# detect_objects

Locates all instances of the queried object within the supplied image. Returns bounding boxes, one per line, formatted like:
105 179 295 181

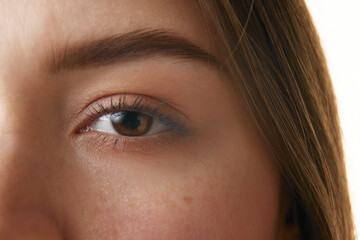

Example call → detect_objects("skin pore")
0 0 290 239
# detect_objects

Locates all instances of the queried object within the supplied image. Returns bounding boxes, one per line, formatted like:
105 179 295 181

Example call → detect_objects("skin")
0 0 293 239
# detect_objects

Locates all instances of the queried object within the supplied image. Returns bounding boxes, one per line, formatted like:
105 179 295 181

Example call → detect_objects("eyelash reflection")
76 94 190 152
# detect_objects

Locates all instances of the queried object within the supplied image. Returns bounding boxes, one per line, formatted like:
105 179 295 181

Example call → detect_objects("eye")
74 94 191 152
73 93 197 154
77 93 191 137
90 110 169 137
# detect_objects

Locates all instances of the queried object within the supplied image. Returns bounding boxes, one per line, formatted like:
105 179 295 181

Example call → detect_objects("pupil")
111 111 141 130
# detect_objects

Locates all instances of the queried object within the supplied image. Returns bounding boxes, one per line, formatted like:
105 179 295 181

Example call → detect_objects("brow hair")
51 29 220 72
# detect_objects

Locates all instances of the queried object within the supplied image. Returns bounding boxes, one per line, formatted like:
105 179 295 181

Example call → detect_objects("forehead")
0 0 215 72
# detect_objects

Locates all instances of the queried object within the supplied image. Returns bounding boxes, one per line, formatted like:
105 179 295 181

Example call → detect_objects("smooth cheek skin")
58 130 281 239
0 0 283 239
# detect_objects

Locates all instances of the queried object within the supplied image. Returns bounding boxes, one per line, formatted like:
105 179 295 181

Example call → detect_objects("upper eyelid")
74 93 187 120
73 93 193 134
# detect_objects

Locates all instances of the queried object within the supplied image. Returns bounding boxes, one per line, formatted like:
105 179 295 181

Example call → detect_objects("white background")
304 0 360 237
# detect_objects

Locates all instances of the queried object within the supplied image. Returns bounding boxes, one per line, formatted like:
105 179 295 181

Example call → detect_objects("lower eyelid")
75 128 188 154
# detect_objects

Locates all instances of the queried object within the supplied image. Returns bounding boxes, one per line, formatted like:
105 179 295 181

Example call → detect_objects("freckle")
183 196 193 204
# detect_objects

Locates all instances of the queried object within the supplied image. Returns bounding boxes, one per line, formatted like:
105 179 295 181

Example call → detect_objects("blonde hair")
197 0 354 239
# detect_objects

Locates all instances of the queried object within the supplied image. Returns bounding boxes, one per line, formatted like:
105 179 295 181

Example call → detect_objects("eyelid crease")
70 92 193 125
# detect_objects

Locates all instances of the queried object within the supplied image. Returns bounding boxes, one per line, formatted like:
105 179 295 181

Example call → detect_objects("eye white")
90 113 168 136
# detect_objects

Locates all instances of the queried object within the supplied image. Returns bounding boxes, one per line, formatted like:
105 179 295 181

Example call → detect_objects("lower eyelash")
83 130 187 153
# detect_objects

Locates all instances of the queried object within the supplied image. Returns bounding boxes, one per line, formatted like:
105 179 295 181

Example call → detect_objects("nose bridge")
0 100 43 206
0 79 54 203
0 84 64 239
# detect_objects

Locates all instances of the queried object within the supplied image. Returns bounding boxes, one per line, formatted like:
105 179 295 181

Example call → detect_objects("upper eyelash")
84 94 189 134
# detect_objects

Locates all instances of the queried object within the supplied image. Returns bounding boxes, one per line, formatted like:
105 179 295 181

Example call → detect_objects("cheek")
77 153 281 240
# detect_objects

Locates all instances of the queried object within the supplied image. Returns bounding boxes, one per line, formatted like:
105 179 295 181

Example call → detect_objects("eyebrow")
51 29 221 73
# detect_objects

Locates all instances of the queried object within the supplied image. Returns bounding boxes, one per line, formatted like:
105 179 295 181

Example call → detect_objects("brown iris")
110 111 153 136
